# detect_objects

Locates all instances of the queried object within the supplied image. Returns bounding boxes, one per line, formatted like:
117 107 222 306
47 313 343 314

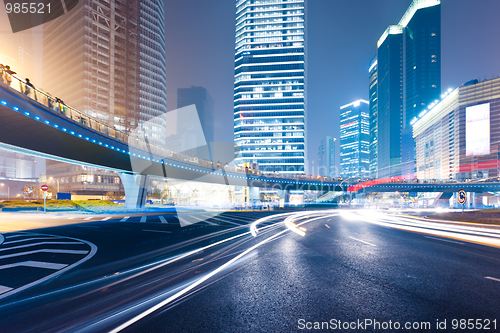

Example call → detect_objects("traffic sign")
41 184 49 191
457 189 467 205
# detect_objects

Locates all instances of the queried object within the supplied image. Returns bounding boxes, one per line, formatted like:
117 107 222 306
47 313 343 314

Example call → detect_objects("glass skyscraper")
374 0 441 178
368 56 378 178
377 26 404 178
403 0 441 127
233 0 306 175
340 100 370 179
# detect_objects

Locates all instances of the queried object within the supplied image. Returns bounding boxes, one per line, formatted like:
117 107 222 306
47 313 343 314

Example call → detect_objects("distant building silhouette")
318 137 336 177
177 86 215 151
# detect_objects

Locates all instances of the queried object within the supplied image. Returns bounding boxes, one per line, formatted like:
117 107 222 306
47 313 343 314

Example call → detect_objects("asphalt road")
1 209 500 332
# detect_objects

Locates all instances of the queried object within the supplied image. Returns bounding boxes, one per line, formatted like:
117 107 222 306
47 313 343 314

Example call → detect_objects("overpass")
1 75 499 207
0 75 356 207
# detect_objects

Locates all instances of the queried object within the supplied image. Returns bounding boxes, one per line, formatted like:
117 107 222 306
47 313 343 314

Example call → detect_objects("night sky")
164 0 500 169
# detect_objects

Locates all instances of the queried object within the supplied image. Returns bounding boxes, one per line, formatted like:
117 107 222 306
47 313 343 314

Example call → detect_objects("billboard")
466 103 490 156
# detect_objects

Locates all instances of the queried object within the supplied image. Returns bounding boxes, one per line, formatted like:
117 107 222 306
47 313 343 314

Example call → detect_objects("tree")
21 185 42 200
151 188 163 200
106 192 123 200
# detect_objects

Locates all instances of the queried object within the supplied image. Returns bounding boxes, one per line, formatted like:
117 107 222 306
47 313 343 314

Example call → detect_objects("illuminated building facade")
413 77 500 181
374 0 441 178
42 0 167 197
340 100 370 178
377 26 404 178
368 56 378 178
233 0 306 175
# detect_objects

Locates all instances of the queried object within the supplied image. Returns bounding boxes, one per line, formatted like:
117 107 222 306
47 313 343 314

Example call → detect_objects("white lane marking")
0 261 68 270
120 216 130 222
101 216 112 221
84 217 93 221
5 234 30 239
140 216 147 223
0 241 84 252
3 237 63 245
0 234 4 246
142 229 172 234
0 232 98 301
159 216 168 224
485 276 500 282
425 236 464 245
109 212 326 333
190 215 217 226
325 224 330 228
0 249 89 260
68 217 75 220
0 285 13 295
208 216 243 226
177 216 197 227
349 236 377 247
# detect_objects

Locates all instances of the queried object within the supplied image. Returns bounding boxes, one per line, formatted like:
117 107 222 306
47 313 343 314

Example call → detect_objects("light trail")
109 211 330 333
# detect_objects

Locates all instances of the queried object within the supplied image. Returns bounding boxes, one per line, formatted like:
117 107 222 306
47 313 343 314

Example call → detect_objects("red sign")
41 184 49 191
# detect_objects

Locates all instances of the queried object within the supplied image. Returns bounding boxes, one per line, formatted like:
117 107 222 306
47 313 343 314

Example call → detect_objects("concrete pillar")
473 192 483 209
119 172 148 209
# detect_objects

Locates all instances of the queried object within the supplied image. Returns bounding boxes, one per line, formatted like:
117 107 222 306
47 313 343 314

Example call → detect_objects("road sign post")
41 184 49 213
457 189 467 213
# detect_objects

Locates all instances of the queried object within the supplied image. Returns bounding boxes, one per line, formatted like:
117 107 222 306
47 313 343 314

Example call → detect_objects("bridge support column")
472 192 484 209
119 173 148 209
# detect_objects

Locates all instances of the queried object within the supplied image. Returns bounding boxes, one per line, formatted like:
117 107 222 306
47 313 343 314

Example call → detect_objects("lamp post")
339 178 353 205
0 183 9 199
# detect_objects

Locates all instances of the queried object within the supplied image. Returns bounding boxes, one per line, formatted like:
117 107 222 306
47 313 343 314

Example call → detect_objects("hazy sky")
164 0 500 169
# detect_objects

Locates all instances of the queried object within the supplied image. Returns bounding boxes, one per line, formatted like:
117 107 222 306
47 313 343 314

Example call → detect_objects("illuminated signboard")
466 103 490 156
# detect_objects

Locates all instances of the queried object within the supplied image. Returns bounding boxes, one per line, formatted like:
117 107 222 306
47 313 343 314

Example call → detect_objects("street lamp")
49 177 60 193
339 178 354 205
0 183 9 199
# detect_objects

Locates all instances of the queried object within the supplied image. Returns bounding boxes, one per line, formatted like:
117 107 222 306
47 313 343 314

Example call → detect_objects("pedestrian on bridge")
3 65 16 87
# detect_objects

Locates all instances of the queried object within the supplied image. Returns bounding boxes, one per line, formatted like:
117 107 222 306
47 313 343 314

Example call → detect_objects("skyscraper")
318 136 336 177
177 87 215 147
42 0 167 198
368 56 378 178
377 26 404 178
340 100 370 179
403 0 441 127
177 86 214 160
233 0 306 175
374 0 441 178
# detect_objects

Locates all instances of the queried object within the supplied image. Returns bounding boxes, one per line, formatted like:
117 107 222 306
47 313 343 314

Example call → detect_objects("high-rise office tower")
377 26 404 178
368 56 378 178
340 100 370 179
42 0 167 198
318 136 336 177
233 0 306 175
403 0 441 127
374 0 441 178
177 86 214 160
